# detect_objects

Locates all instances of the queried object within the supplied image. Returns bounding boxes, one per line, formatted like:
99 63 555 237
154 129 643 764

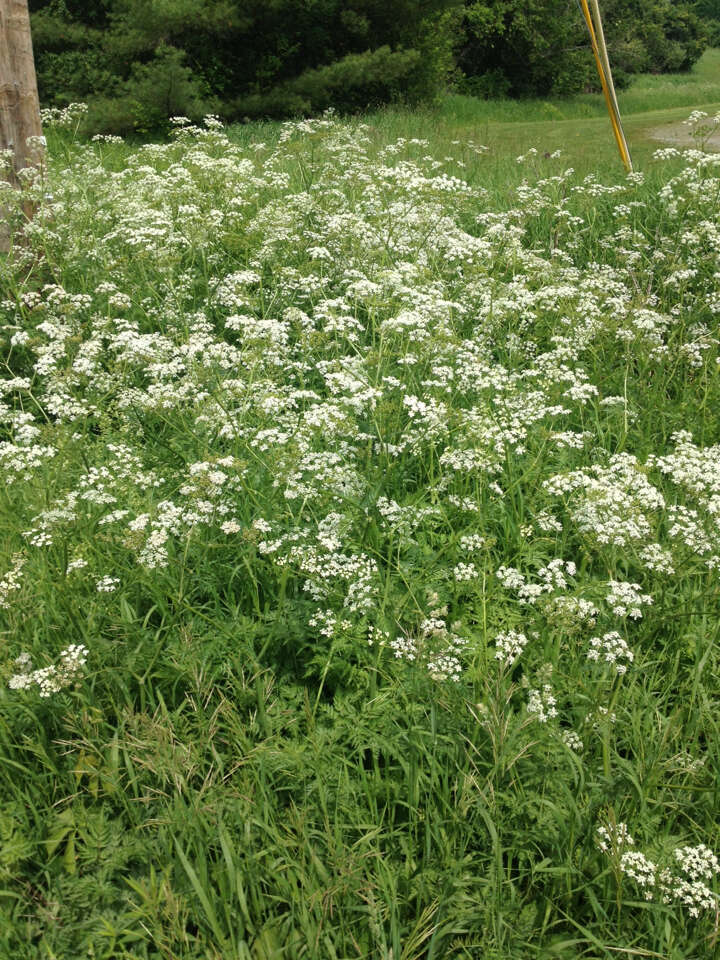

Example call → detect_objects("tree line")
30 0 710 134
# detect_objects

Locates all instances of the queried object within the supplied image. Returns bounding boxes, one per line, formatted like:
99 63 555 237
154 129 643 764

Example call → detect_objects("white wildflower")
493 630 528 666
587 631 634 674
96 576 120 593
527 684 558 722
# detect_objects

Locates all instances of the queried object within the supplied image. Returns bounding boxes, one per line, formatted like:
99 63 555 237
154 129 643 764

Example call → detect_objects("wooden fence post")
1 0 44 251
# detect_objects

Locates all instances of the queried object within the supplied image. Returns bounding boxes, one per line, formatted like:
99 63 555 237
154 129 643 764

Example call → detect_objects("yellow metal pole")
589 0 632 171
579 0 632 172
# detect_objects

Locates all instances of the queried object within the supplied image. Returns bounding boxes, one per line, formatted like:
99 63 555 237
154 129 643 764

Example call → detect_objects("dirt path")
645 120 720 150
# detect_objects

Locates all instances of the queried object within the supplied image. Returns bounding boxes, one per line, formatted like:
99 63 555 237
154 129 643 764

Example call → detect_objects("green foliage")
455 0 593 98
30 0 461 133
695 0 720 43
91 46 220 136
230 46 425 119
606 0 708 77
28 0 711 133
455 0 707 98
29 5 113 104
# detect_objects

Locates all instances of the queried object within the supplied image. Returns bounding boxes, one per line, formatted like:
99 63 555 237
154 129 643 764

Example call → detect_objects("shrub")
87 46 219 136
230 46 425 119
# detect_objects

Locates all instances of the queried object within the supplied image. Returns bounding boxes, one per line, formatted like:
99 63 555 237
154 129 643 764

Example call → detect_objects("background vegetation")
29 0 711 133
695 0 720 43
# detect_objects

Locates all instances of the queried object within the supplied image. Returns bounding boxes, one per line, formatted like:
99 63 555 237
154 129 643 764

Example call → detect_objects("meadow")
1 51 720 959
230 48 720 190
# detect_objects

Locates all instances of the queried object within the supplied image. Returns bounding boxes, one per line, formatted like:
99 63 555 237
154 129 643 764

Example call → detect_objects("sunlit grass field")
225 48 720 205
1 53 720 959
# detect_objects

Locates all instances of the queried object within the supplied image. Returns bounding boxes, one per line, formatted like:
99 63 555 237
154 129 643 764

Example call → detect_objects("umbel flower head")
9 645 89 697
597 823 720 919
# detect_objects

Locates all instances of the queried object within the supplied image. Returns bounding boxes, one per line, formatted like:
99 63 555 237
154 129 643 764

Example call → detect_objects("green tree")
28 0 709 130
694 0 720 44
30 0 462 132
455 0 706 98
455 0 593 98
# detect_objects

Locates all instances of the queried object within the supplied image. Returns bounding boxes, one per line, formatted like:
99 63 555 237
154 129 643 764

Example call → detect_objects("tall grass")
232 48 720 203
326 47 720 185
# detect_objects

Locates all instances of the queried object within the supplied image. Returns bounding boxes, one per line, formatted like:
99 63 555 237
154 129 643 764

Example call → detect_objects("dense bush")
695 0 720 44
454 0 595 98
231 46 425 118
607 0 707 75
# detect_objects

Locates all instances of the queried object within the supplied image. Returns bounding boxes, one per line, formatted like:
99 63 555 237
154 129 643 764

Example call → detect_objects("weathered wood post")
0 0 44 251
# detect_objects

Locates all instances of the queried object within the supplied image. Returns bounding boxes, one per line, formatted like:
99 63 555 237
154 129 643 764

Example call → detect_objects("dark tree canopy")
455 0 707 98
29 0 708 133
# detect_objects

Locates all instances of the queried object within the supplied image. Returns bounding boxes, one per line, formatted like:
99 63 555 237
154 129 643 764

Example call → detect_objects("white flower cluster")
493 630 528 666
220 519 241 534
625 846 720 917
376 496 439 541
561 729 583 751
546 595 598 631
8 645 89 697
605 581 653 619
586 631 634 674
453 562 478 582
283 542 379 615
39 102 88 129
96 576 120 593
650 432 720 570
597 823 720 918
390 614 467 683
668 876 717 918
2 106 720 759
639 542 675 574
496 559 577 606
367 624 390 647
496 565 526 591
459 534 487 552
596 821 634 854
0 554 25 608
674 844 720 881
620 851 657 899
526 684 558 723
544 454 665 547
389 633 420 663
308 608 351 639
104 455 240 568
0 440 57 484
